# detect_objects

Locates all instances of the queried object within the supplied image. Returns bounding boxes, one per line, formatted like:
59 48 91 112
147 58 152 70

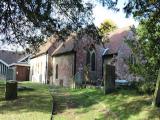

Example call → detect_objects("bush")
138 81 155 94
130 80 155 95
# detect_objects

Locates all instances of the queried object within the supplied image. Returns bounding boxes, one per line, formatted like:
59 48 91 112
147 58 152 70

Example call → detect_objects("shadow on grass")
0 82 5 102
95 90 154 119
0 83 53 114
147 107 160 119
55 88 156 120
0 82 5 88
0 82 158 120
0 94 52 114
17 86 35 92
110 98 151 119
53 88 105 113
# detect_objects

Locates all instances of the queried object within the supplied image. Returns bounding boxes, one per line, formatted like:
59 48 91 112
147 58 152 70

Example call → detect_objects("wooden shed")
10 63 30 81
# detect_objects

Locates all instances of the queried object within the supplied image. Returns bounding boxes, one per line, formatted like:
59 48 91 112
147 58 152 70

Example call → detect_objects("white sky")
93 0 139 28
0 41 23 51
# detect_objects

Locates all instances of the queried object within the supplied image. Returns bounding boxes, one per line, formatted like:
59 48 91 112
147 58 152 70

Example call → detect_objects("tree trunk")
152 69 160 107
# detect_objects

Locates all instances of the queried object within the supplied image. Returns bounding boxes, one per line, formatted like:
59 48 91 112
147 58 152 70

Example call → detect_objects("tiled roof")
32 35 59 58
52 27 131 56
52 33 76 56
0 50 26 65
103 27 130 55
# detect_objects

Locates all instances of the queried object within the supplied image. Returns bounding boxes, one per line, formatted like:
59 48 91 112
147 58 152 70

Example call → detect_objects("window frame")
90 51 96 71
86 48 96 71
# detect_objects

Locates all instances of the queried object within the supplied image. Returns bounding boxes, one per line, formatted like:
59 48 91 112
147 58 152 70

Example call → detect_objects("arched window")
86 50 90 65
55 64 58 79
91 52 96 71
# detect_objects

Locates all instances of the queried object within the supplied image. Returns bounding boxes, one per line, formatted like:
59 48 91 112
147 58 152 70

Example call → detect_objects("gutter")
52 50 75 57
31 52 46 59
9 63 30 67
45 51 49 84
0 59 9 67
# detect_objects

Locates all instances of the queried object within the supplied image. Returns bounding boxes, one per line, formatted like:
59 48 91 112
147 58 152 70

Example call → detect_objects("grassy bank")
0 80 160 120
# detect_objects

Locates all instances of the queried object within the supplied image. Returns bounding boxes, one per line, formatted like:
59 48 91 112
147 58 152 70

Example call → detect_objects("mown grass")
0 80 160 120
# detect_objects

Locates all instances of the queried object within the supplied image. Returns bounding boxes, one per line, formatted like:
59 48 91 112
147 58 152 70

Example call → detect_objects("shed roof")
0 50 26 65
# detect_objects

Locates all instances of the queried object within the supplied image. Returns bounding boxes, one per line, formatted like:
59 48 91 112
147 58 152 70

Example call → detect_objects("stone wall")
115 41 135 81
51 34 104 87
52 53 75 87
103 41 136 81
75 34 103 79
95 45 105 79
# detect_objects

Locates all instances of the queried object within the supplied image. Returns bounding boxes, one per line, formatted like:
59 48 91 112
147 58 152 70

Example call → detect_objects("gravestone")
5 80 17 100
74 71 84 88
104 65 115 94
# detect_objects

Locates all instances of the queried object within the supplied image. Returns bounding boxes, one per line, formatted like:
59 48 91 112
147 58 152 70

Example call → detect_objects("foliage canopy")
99 19 117 36
105 0 160 104
0 0 93 48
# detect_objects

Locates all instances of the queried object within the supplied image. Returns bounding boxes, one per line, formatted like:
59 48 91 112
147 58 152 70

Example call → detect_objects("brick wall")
103 41 136 81
75 34 103 79
51 34 104 87
115 42 135 81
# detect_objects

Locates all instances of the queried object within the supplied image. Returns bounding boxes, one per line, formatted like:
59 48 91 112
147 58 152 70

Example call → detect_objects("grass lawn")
0 80 160 120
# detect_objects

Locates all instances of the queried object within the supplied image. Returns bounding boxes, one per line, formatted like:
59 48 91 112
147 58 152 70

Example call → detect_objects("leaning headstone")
104 65 115 94
74 71 83 88
5 80 17 100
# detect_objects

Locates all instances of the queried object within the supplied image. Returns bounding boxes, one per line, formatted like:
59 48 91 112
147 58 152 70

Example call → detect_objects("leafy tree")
2 0 160 106
127 19 160 106
0 0 93 48
99 19 117 36
99 0 160 106
126 22 160 94
99 0 160 19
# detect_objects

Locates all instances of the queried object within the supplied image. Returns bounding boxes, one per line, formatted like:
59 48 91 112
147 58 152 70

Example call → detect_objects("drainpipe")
74 51 76 75
45 51 48 84
102 55 104 78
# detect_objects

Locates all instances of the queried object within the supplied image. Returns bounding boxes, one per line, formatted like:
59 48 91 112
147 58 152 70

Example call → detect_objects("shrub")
130 80 155 95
